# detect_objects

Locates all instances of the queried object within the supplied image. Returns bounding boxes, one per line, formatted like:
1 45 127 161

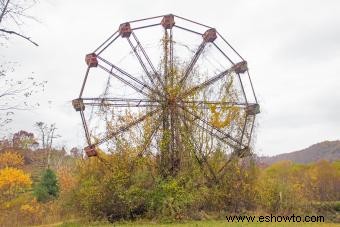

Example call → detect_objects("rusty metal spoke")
82 97 162 108
97 56 164 98
96 31 120 55
136 113 162 157
179 104 242 149
180 100 250 109
179 112 218 183
93 108 161 146
178 41 206 88
128 31 165 88
180 67 233 99
98 64 151 99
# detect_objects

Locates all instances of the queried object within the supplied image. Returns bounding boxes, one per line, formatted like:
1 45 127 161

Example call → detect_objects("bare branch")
0 0 10 25
0 28 38 46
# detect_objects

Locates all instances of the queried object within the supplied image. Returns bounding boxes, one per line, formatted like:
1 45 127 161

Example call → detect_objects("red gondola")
203 28 217 42
161 14 175 29
119 23 132 38
72 98 85 111
232 61 248 74
85 53 98 67
84 145 97 157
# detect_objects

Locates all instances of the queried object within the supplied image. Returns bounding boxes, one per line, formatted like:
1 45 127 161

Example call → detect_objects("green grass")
54 220 340 227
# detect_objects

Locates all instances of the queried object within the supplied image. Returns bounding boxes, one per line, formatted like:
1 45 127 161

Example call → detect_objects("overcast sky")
2 0 340 156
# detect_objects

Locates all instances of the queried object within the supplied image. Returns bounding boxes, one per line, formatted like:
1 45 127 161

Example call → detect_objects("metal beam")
96 32 120 55
98 64 150 98
132 23 161 31
180 68 233 99
128 32 165 89
79 67 90 98
178 41 206 88
93 30 119 54
173 14 212 29
80 110 91 145
173 24 202 36
179 104 242 149
93 108 160 146
180 113 218 183
180 100 250 109
82 97 162 108
97 56 164 98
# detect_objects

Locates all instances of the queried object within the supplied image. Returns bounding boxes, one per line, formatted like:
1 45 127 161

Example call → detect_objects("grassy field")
48 220 340 227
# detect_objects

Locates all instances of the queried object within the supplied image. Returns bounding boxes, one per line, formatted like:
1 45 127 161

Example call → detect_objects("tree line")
0 132 339 226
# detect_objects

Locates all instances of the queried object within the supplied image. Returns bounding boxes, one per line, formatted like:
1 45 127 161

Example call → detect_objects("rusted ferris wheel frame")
72 14 260 164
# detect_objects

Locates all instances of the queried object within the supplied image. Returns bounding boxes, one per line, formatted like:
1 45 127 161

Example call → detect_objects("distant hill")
261 140 340 164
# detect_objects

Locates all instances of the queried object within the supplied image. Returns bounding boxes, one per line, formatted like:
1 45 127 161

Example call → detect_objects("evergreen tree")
34 168 59 202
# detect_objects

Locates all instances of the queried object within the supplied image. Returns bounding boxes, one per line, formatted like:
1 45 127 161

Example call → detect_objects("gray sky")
2 0 340 156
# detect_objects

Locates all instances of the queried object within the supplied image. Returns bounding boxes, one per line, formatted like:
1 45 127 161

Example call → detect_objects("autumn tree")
12 130 38 149
307 160 340 201
0 151 31 204
0 150 24 168
0 167 32 200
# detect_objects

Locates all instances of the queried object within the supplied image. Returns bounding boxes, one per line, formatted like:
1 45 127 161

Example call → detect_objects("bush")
148 177 194 220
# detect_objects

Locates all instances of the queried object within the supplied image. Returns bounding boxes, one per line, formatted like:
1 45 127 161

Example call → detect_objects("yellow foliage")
206 76 242 129
0 196 45 226
0 167 32 195
20 199 42 215
0 151 24 168
209 104 240 128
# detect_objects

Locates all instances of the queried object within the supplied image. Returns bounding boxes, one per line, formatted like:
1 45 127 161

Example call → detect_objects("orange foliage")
0 151 24 168
57 166 76 194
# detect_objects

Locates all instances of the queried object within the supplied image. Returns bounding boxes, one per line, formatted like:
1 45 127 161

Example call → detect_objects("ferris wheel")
72 14 259 179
